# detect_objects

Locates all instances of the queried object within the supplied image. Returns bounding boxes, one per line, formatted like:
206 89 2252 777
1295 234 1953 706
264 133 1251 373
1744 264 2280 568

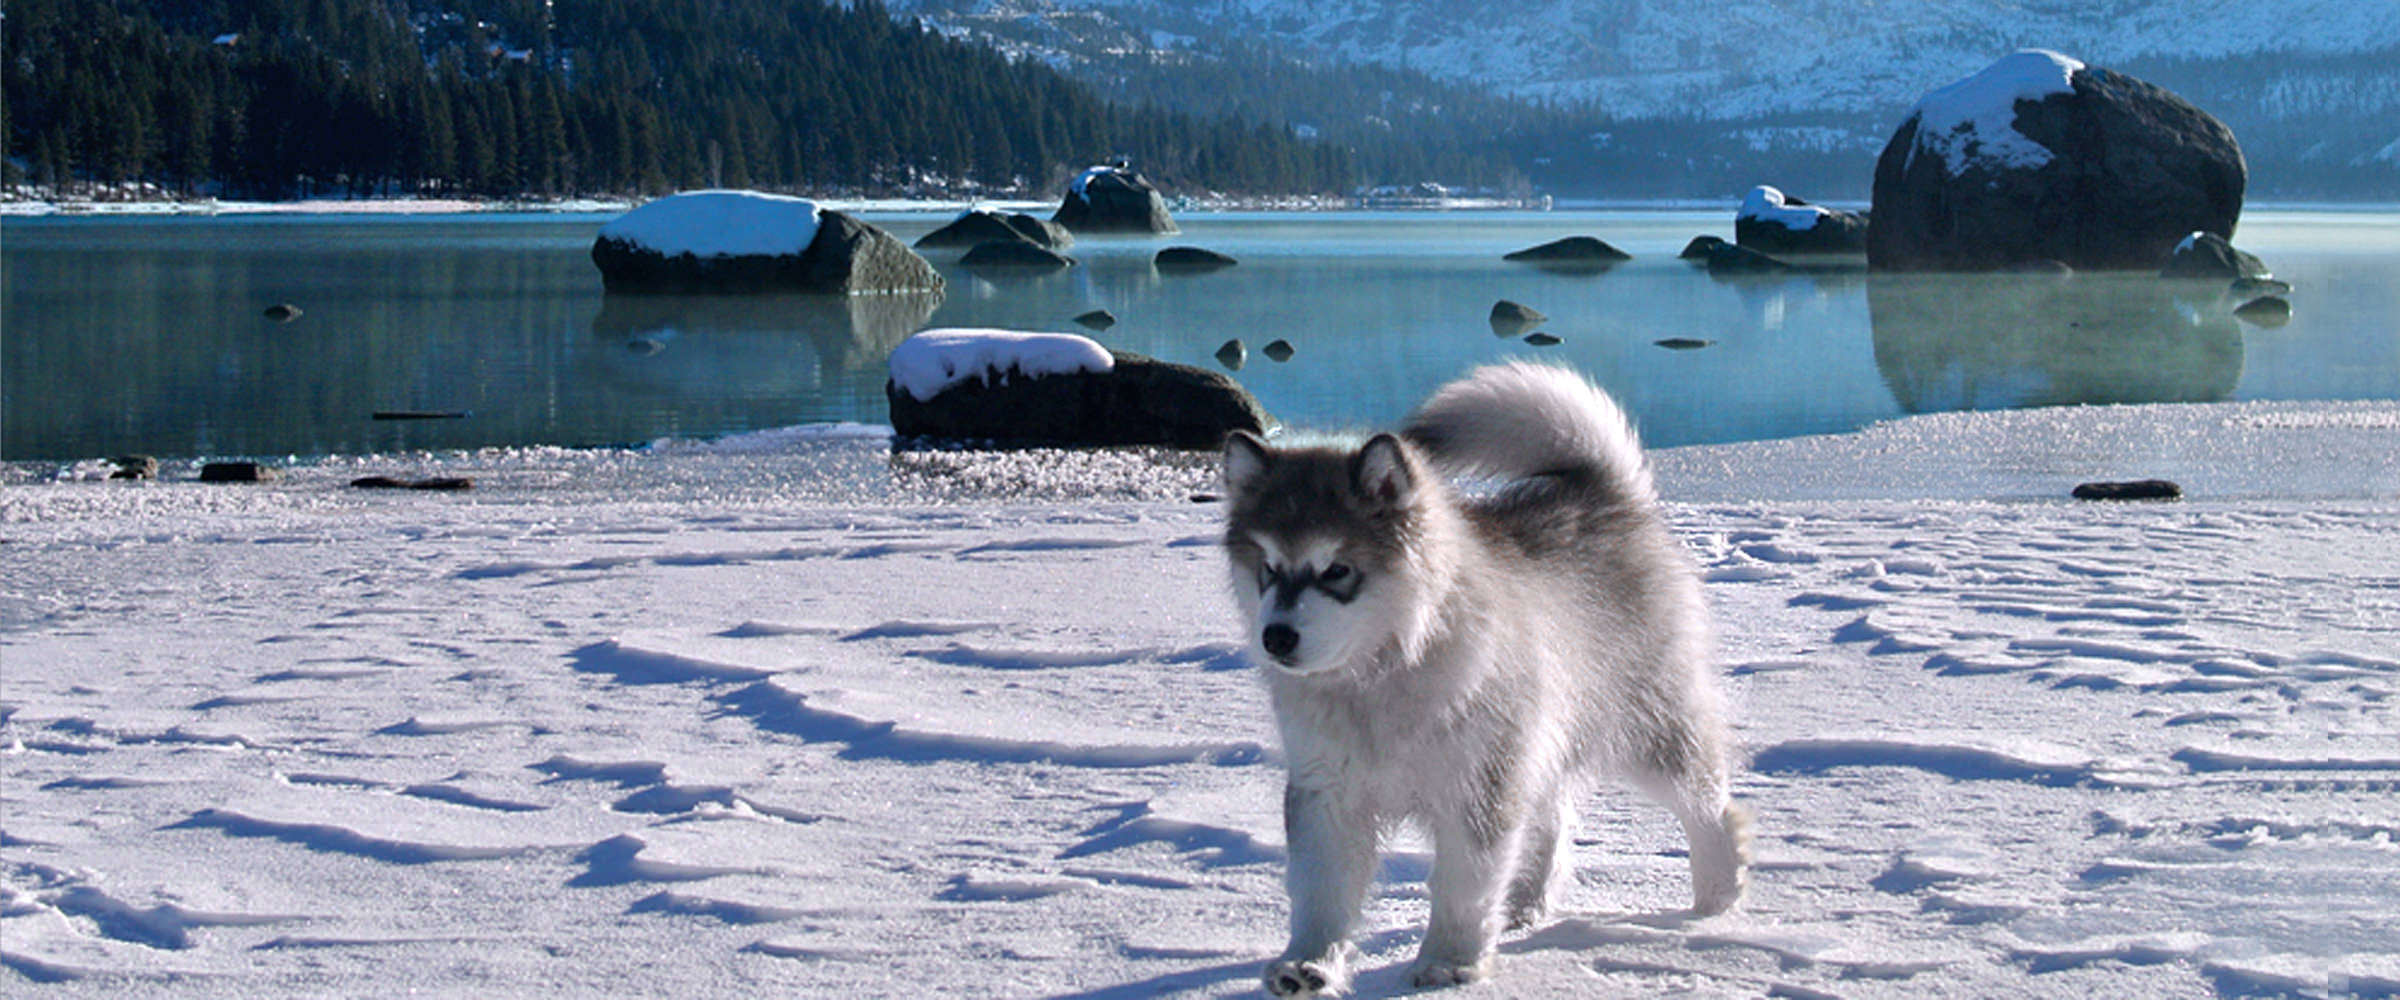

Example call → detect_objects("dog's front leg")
1410 809 1521 988
1265 781 1374 997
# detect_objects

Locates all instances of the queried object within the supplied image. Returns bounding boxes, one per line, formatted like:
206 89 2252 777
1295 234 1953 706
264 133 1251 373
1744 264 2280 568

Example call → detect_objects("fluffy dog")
1220 363 1751 995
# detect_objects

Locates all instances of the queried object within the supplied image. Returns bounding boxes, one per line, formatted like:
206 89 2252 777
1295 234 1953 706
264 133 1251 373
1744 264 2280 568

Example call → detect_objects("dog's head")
1219 430 1429 678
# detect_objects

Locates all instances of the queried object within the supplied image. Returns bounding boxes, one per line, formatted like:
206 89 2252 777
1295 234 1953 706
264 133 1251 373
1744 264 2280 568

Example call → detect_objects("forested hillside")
1 0 1351 199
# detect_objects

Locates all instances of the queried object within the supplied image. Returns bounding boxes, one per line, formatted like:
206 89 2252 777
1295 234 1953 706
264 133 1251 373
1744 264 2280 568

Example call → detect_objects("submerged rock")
1869 51 2245 272
1680 236 1728 260
1655 338 1715 350
1073 309 1118 331
1214 339 1247 370
1523 333 1563 346
1261 339 1295 362
262 303 302 322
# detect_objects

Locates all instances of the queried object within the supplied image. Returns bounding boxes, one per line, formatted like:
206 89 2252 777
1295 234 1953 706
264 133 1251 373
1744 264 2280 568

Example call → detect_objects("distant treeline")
1 0 1352 199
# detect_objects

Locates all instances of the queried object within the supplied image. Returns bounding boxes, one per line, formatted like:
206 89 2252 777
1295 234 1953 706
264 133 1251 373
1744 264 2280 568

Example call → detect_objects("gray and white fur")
1220 362 1751 996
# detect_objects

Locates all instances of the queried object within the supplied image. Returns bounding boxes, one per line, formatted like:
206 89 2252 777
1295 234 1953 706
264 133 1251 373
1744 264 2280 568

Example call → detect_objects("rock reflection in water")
1869 273 2241 413
588 291 942 391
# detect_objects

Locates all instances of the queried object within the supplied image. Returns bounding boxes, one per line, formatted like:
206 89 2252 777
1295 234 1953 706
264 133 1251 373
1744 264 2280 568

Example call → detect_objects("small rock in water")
2072 479 2182 501
1504 236 1630 270
1074 309 1117 331
199 461 278 483
1262 339 1296 362
110 455 159 480
2229 276 2291 297
1654 338 1715 350
1489 300 1547 337
351 475 474 491
263 303 302 322
1679 236 1727 260
626 337 667 356
2232 296 2291 327
1523 333 1562 346
1154 246 1239 272
1214 339 1247 370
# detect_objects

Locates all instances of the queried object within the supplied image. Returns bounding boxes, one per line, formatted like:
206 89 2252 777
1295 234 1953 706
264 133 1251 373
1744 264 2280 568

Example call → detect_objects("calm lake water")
4 209 2396 461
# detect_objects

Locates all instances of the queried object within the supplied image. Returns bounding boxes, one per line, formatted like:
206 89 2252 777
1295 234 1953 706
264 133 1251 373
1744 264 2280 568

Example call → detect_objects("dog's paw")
1263 957 1346 997
1406 956 1492 990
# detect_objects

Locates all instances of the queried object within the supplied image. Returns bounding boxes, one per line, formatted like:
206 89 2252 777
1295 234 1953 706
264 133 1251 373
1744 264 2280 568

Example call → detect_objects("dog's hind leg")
1266 782 1375 998
1503 793 1573 931
1640 767 1752 917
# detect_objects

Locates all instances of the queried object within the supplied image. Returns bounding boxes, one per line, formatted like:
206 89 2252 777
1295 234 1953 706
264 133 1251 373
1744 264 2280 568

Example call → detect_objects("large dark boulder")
592 192 944 295
1736 186 1868 255
1053 165 1179 234
915 209 1073 250
1868 51 2246 272
888 338 1269 448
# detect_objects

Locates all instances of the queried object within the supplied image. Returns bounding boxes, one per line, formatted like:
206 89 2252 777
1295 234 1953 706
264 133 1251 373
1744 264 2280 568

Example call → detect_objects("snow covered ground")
4 400 2396 998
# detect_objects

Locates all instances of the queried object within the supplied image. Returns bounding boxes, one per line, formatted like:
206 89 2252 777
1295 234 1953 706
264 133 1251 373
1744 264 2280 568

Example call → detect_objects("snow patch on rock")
1739 185 1827 231
887 328 1115 402
597 190 822 258
1908 49 2085 175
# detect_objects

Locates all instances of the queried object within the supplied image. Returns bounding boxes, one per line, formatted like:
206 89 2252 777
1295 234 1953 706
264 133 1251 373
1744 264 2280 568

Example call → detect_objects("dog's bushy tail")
1403 362 1655 505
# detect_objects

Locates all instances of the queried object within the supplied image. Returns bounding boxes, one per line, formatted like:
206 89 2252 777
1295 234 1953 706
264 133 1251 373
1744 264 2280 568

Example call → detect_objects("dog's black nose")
1261 624 1299 658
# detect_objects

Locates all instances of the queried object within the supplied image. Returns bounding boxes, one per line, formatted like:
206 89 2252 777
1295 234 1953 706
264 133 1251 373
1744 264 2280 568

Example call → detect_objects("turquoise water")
4 209 2394 460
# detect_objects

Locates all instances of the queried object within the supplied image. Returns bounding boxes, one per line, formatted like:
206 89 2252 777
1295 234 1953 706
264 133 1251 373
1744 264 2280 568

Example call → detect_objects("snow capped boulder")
886 328 1270 447
1736 186 1867 255
1052 164 1179 235
914 208 1073 251
592 190 944 295
1868 51 2246 272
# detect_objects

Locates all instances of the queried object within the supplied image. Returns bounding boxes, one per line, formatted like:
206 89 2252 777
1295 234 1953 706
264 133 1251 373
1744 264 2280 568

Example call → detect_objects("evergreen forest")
1 0 1358 199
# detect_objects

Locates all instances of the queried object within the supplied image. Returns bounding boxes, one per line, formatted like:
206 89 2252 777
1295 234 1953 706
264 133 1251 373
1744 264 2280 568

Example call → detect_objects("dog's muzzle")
1261 624 1300 662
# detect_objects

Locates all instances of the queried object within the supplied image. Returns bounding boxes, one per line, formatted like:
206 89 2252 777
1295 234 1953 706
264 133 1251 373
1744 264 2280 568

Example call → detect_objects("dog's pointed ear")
1351 433 1417 508
1223 431 1273 493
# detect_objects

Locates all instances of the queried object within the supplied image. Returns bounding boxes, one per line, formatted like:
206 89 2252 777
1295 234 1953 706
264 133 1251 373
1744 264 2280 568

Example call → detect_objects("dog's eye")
1257 563 1277 592
1320 563 1352 583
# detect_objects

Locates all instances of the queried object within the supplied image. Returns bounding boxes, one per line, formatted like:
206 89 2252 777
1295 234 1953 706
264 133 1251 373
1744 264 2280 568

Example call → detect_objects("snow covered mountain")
889 0 2400 192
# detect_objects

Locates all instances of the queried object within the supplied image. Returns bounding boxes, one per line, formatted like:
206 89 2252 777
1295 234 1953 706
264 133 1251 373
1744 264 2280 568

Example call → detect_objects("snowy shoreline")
3 400 2395 998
